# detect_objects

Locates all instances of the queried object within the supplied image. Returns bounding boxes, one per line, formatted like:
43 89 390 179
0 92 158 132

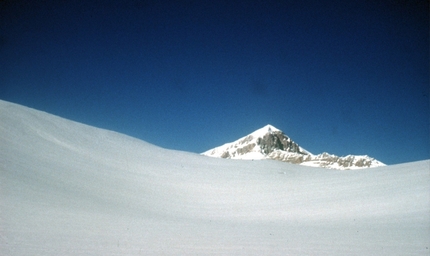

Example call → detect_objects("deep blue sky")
1 0 428 165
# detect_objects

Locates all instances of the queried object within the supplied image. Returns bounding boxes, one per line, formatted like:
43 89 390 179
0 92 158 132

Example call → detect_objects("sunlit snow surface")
1 100 429 255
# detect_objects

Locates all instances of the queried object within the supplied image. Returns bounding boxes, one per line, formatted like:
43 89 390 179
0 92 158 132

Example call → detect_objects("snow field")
1 100 429 255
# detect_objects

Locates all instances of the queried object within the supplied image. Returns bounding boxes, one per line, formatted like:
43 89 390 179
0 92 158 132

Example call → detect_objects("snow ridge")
202 124 385 169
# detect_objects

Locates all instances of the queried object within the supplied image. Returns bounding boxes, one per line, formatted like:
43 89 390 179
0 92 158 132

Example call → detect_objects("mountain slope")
202 124 385 169
1 100 429 255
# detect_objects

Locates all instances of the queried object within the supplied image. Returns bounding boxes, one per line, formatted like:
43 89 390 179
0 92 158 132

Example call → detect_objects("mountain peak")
250 124 280 137
202 124 309 161
202 125 385 170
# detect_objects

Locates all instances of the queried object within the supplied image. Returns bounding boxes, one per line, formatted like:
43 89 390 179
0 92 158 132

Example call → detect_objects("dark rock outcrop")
257 131 305 155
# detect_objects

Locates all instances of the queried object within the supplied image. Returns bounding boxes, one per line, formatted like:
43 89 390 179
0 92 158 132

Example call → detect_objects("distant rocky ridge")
202 124 385 170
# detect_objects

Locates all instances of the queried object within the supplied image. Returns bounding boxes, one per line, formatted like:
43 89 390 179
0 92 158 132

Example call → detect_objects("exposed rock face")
202 124 386 170
299 152 385 169
268 150 312 164
257 131 305 155
236 143 256 155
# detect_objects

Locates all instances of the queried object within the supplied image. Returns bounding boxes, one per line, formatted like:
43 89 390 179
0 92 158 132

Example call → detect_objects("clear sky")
1 0 428 165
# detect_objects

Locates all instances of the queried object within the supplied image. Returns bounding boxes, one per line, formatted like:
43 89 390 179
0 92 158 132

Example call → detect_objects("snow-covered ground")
1 99 429 255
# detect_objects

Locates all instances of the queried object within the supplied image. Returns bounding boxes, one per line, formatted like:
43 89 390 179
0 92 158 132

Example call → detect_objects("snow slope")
202 124 385 169
1 100 429 255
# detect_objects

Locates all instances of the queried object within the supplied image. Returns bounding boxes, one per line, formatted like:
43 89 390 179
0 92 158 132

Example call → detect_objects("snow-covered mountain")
1 100 429 255
202 124 385 169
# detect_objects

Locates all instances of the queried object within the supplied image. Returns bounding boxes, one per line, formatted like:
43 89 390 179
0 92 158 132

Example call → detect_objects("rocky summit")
202 124 385 170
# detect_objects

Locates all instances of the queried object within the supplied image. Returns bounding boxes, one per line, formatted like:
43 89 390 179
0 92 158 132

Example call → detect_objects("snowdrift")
1 100 429 255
